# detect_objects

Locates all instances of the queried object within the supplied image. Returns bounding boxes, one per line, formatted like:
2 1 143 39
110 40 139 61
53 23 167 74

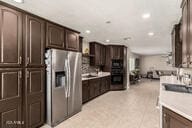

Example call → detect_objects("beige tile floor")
42 79 160 128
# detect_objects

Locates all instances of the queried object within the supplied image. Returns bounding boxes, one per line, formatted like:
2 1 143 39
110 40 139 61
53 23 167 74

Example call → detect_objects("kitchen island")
159 76 192 128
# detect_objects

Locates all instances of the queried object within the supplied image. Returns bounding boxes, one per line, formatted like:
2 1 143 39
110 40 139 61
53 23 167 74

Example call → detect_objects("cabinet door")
163 107 192 128
189 0 192 67
79 36 83 53
111 46 117 59
106 76 111 91
100 78 106 94
82 80 89 103
182 0 189 67
94 79 101 97
95 44 101 65
46 23 64 49
119 47 124 60
25 68 45 128
65 29 79 51
0 69 22 128
24 15 45 67
0 6 22 67
100 45 106 66
89 80 95 99
89 78 100 98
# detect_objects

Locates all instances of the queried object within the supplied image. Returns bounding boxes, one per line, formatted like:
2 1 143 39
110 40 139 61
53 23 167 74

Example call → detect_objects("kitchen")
0 0 192 128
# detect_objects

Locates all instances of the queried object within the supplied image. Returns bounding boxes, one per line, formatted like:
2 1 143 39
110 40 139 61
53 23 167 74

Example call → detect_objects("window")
129 58 135 71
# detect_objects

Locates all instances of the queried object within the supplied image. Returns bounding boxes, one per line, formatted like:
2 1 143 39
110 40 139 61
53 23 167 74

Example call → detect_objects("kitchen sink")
82 74 98 78
162 83 192 94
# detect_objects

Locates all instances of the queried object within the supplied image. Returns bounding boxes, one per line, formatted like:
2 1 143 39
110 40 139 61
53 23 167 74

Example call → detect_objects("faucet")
183 73 192 85
176 64 182 82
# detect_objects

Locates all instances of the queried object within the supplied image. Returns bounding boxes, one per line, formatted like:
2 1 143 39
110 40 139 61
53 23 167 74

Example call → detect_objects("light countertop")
82 72 110 81
159 76 192 121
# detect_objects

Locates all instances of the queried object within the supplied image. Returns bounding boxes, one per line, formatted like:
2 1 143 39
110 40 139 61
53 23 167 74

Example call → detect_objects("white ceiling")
1 0 181 55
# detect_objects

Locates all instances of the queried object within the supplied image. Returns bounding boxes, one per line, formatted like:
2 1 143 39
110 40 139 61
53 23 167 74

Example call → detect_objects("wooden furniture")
104 45 127 90
0 68 22 128
0 5 46 127
82 76 110 104
65 29 79 51
163 107 192 128
79 36 83 53
90 42 106 66
46 23 65 49
0 5 22 68
0 2 81 127
172 23 182 67
181 0 192 68
110 45 124 60
24 14 45 67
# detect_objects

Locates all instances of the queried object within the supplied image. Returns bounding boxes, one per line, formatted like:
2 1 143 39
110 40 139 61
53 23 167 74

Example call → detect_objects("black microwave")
112 59 123 68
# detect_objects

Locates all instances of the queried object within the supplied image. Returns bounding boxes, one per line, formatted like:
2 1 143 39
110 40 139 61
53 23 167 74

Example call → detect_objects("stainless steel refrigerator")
45 49 82 127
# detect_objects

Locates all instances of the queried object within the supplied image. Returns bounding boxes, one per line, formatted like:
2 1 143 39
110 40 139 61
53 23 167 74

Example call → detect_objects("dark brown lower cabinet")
100 76 110 94
25 68 45 128
163 107 192 128
0 68 22 128
82 76 110 104
89 78 100 99
82 80 89 103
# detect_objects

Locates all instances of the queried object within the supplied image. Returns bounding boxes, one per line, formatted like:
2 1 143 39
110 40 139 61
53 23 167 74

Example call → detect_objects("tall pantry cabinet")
0 5 45 128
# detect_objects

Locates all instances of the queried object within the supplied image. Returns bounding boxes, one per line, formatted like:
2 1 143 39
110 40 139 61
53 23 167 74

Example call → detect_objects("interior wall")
140 55 176 74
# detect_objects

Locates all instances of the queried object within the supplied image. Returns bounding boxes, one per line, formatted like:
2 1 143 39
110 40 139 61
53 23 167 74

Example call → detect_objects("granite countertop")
159 76 192 121
82 72 110 81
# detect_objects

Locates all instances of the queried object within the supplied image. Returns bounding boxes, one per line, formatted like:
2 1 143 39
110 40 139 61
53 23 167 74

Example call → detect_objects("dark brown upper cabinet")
0 5 22 67
0 68 22 128
79 36 83 53
25 68 45 128
181 0 192 68
181 0 189 68
65 29 79 52
172 23 182 67
110 45 124 60
24 14 45 67
90 42 106 66
46 22 65 49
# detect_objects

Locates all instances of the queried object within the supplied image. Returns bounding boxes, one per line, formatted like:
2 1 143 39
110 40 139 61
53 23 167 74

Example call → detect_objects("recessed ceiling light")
142 13 151 19
85 30 91 34
105 39 110 42
124 37 131 41
106 21 111 24
148 32 154 36
13 0 24 3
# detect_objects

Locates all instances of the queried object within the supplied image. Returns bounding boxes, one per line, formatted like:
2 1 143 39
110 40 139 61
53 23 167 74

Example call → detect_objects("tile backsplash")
82 57 97 74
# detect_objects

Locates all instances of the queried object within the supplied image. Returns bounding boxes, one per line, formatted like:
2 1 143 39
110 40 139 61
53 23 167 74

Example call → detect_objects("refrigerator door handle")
67 59 71 98
64 60 69 98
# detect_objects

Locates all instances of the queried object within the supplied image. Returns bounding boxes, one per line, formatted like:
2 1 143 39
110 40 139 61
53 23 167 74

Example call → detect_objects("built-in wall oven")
111 75 123 85
111 59 124 85
112 59 123 68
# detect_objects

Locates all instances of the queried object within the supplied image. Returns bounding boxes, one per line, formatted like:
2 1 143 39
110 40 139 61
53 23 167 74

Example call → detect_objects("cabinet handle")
26 71 30 78
27 57 30 65
18 71 22 79
19 56 22 64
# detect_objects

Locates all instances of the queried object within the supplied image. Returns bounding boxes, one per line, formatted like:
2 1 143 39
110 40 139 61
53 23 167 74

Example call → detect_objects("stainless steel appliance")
111 59 123 68
111 59 124 85
45 49 82 127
